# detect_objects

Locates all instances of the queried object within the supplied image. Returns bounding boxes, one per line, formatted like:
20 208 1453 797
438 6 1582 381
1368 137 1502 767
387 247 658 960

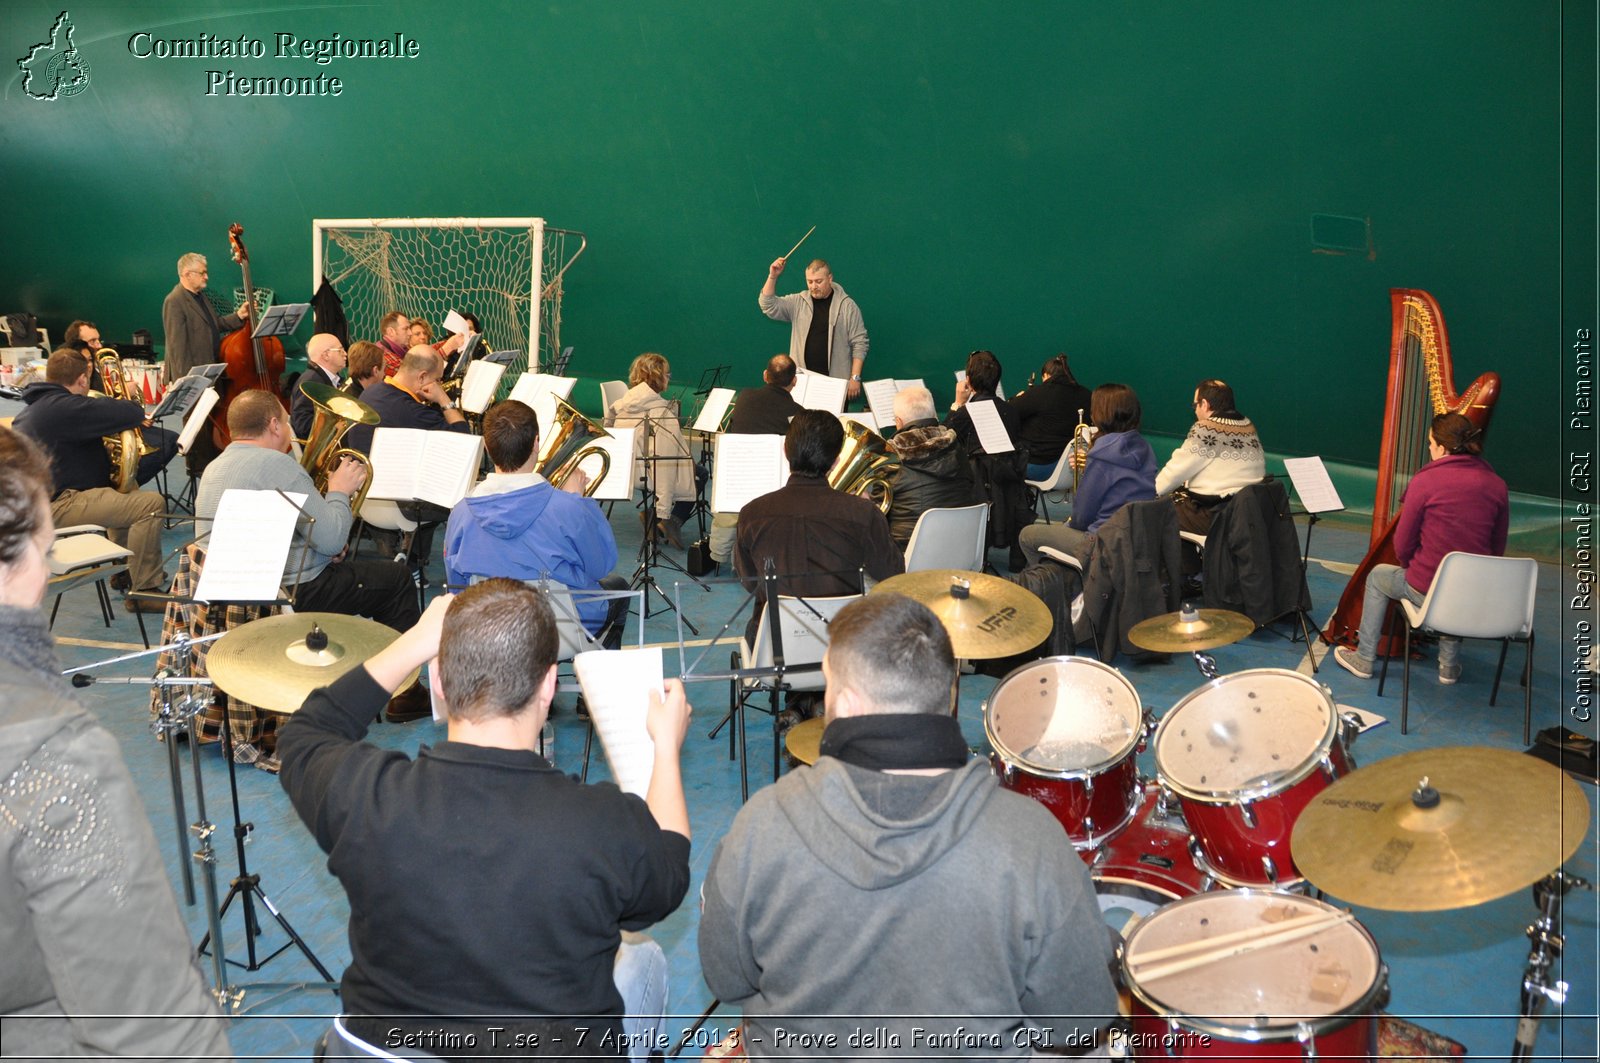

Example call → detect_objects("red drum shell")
1087 781 1209 922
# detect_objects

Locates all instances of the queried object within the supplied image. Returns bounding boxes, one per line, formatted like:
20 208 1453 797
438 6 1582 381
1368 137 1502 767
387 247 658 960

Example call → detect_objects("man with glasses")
290 333 349 440
162 251 251 475
1154 378 1264 535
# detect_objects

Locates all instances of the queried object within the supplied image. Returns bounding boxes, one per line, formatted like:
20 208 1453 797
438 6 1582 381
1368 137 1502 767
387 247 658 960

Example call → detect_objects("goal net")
311 217 586 381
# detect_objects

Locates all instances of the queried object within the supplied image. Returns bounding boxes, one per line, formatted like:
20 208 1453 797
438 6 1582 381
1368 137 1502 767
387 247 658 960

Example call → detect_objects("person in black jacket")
726 354 803 435
886 386 977 547
1009 353 1092 481
945 350 1033 568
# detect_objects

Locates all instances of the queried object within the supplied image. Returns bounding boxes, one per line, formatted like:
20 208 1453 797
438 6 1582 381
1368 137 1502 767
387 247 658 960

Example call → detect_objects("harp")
1322 289 1501 651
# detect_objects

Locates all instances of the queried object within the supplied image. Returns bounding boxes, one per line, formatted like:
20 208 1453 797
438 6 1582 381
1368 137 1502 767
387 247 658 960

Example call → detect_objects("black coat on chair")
1075 499 1182 662
1200 479 1310 627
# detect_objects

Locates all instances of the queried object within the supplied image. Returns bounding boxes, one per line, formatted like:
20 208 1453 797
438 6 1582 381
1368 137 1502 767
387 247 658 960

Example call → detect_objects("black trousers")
294 558 420 631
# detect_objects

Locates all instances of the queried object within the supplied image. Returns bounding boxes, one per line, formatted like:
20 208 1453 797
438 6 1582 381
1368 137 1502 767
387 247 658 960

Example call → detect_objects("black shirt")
727 383 803 435
803 293 832 375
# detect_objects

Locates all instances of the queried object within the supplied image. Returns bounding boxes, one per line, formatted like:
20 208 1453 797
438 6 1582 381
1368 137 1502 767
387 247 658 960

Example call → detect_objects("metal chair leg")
1400 619 1412 735
1523 632 1534 745
1491 639 1511 705
1377 600 1398 697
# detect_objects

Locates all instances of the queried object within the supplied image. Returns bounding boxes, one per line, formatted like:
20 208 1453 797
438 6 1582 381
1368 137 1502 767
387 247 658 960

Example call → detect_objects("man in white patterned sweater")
1154 378 1265 534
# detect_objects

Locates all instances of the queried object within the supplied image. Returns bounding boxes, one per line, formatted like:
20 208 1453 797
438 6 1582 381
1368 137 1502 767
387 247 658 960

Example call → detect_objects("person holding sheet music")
12 350 169 608
885 385 978 547
1018 383 1157 567
196 390 428 722
289 333 348 440
760 257 868 399
1153 378 1266 534
945 350 1033 570
606 352 701 550
445 400 630 648
278 581 692 1058
707 355 804 566
1009 353 1092 481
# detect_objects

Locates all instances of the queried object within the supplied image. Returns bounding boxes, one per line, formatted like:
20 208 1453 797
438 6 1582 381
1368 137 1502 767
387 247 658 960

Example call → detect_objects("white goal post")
311 217 585 379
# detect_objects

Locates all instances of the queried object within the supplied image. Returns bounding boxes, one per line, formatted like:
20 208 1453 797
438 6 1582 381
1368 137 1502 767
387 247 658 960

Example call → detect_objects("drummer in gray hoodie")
699 593 1116 1059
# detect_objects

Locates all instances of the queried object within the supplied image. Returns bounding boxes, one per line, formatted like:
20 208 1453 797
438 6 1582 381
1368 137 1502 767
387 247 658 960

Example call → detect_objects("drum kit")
66 612 409 1011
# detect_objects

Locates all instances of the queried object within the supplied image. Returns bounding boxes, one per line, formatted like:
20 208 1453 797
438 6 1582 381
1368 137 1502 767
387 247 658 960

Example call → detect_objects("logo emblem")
18 11 91 101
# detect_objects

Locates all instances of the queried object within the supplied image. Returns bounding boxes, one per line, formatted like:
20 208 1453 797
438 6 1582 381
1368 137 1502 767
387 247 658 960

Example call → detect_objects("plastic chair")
728 593 861 800
1025 447 1077 522
352 497 423 609
903 503 989 573
1375 551 1538 742
599 379 628 419
47 524 135 636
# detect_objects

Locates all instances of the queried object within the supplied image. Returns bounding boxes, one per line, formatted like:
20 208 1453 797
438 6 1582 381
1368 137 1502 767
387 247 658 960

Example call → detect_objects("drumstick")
781 225 817 263
1131 912 1356 983
1128 908 1351 965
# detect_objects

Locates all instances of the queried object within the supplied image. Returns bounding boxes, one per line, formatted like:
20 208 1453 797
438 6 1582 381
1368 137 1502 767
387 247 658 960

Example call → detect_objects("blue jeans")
615 931 668 1062
1355 563 1459 672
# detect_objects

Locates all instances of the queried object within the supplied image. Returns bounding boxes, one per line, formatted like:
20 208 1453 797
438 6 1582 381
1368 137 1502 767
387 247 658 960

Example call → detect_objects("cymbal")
785 717 826 766
208 612 415 714
1291 746 1590 911
871 570 1051 659
1127 603 1255 653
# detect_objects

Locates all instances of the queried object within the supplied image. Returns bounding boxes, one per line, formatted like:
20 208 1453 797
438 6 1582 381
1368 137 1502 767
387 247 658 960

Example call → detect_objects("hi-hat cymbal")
872 570 1051 659
208 612 414 714
1127 604 1255 653
1291 746 1590 911
785 717 826 766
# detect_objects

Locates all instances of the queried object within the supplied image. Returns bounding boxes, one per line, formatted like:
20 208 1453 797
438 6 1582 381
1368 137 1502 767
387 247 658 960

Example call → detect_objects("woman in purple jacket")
1334 411 1510 684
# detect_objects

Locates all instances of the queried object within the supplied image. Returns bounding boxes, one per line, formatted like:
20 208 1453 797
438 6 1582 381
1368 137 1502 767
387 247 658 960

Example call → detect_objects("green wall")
1 1 1571 495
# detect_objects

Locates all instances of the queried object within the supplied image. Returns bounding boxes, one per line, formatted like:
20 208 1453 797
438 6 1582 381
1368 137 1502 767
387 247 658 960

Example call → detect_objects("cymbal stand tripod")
1512 870 1594 1059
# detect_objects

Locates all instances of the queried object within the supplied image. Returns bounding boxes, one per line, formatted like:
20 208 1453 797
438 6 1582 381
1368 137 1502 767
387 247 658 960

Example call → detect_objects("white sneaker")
1439 665 1461 686
1333 647 1373 680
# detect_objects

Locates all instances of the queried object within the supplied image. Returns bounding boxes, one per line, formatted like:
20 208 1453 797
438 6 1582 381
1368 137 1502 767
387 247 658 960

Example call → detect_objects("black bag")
4 312 42 348
686 538 716 577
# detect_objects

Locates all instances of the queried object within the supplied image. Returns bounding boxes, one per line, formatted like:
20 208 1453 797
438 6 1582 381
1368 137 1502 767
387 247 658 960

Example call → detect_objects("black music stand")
630 416 707 632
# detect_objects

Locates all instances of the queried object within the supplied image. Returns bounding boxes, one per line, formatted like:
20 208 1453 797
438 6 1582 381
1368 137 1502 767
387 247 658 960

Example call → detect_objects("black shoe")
124 594 167 615
1008 546 1027 573
383 683 432 723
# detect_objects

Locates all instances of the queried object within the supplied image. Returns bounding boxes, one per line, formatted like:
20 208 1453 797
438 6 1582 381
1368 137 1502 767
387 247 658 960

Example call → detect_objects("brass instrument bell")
297 378 379 511
93 348 156 493
535 395 612 498
828 419 898 514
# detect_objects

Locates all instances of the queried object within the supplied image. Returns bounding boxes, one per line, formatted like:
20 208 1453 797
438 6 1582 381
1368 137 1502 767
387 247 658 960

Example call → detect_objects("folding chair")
47 524 147 647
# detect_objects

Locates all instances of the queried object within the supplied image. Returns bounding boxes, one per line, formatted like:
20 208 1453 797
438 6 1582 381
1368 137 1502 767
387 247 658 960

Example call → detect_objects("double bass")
1321 289 1500 654
210 222 286 448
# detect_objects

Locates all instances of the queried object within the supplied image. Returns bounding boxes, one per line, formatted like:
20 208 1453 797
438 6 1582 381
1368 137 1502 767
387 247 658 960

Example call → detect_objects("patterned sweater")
1154 415 1265 497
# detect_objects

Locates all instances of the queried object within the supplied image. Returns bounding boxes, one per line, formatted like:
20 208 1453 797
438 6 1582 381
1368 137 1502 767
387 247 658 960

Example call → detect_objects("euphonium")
535 395 612 498
827 419 898 514
93 348 156 493
298 378 379 511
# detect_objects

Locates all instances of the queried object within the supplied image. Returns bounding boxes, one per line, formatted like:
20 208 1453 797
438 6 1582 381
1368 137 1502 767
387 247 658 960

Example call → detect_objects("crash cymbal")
1127 603 1255 653
872 570 1051 659
208 612 416 714
785 717 826 766
1291 746 1590 911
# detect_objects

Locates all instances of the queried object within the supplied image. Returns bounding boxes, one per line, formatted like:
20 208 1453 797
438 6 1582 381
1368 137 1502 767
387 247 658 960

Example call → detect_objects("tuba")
94 349 157 493
828 419 898 514
297 378 379 511
535 395 612 497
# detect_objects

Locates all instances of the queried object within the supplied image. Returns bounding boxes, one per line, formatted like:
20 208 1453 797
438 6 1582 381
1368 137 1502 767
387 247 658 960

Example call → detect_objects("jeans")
1355 563 1459 672
614 931 668 1063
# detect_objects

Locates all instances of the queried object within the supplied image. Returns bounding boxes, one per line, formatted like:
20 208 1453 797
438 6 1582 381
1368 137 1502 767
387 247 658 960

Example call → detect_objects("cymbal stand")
1191 650 1220 680
1512 870 1594 1060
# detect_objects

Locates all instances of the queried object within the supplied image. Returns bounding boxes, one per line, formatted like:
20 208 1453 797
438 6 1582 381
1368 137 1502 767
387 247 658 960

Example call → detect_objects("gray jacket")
699 757 1116 1058
161 282 245 383
0 604 231 1061
759 283 869 379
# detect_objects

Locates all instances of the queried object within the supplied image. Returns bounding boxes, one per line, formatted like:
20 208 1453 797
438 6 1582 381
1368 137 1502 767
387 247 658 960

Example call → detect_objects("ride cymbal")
872 570 1051 659
1128 604 1255 653
207 612 414 714
785 717 826 766
1290 746 1590 911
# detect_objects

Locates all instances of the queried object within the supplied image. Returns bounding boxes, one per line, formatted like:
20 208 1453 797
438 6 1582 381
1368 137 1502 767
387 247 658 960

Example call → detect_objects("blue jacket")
443 476 619 632
1070 430 1157 533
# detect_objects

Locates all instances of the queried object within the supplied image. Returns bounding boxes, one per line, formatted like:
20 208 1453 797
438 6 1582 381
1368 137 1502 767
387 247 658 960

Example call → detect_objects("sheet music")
573 647 666 797
862 378 901 426
692 387 737 433
509 373 578 446
793 369 849 413
176 388 219 455
459 361 506 414
443 309 470 335
839 411 882 432
966 399 1015 454
576 425 636 501
193 489 303 603
368 428 484 508
711 433 789 513
896 378 926 393
1283 457 1345 514
365 428 430 501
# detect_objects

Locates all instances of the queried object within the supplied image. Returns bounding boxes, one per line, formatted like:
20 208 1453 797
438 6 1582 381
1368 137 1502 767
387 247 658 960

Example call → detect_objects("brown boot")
384 682 432 723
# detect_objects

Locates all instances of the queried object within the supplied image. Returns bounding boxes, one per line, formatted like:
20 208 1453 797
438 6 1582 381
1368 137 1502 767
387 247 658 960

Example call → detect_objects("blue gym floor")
43 487 1599 1061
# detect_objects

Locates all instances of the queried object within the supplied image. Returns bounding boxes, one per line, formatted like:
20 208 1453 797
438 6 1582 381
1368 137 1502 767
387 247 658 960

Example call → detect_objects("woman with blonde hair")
605 352 699 548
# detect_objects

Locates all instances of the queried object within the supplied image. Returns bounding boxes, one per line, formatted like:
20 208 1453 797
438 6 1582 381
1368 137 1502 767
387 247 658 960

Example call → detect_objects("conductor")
759 255 868 400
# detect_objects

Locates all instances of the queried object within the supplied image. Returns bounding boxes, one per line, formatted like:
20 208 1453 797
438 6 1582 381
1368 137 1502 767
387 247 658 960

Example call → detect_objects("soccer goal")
311 217 586 378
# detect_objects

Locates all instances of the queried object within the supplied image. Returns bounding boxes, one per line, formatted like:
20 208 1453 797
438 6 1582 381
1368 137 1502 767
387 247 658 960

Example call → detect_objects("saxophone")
93 349 156 493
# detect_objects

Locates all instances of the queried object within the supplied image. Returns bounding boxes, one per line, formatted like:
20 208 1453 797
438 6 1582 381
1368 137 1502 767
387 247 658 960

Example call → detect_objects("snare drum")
1153 669 1349 888
1120 890 1386 1059
984 656 1145 850
1088 781 1209 929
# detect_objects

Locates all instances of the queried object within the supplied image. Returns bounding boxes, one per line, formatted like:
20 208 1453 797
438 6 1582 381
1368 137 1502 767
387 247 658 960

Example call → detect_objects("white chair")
903 504 989 573
529 578 644 781
1025 447 1077 522
47 524 134 635
352 496 424 604
599 379 628 419
728 593 861 800
1375 551 1538 742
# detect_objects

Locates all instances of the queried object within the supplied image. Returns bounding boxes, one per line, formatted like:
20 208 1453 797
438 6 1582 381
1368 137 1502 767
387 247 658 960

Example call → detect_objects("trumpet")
1067 407 1097 494
93 348 157 493
828 419 898 514
297 378 379 512
535 395 612 497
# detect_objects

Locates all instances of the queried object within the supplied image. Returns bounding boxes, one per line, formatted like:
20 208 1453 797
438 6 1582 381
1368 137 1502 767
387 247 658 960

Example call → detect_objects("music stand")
630 415 706 632
251 302 310 339
549 345 575 376
1281 458 1346 657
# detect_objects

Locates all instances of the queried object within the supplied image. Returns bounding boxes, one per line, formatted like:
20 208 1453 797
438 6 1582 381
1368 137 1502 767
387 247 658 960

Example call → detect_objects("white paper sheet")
839 411 881 431
965 399 1015 454
572 425 636 501
896 378 926 393
193 489 303 603
1282 456 1345 514
509 374 579 446
176 388 219 455
862 378 901 427
443 309 470 335
367 427 484 508
792 369 849 413
692 387 737 433
458 361 506 414
572 647 666 797
711 433 790 513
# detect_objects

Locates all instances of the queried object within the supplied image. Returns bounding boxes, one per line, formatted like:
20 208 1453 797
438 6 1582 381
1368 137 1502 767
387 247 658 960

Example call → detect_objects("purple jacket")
1396 453 1509 592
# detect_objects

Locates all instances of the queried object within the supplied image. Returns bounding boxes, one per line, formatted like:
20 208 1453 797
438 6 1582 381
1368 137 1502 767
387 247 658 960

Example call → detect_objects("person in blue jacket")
1018 382 1157 566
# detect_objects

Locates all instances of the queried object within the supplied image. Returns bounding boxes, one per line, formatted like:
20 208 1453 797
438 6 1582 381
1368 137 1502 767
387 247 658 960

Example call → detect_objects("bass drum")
1087 781 1209 932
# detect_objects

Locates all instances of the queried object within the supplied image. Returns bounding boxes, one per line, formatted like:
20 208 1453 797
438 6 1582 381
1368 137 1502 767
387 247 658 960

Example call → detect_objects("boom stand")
1511 870 1593 1059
